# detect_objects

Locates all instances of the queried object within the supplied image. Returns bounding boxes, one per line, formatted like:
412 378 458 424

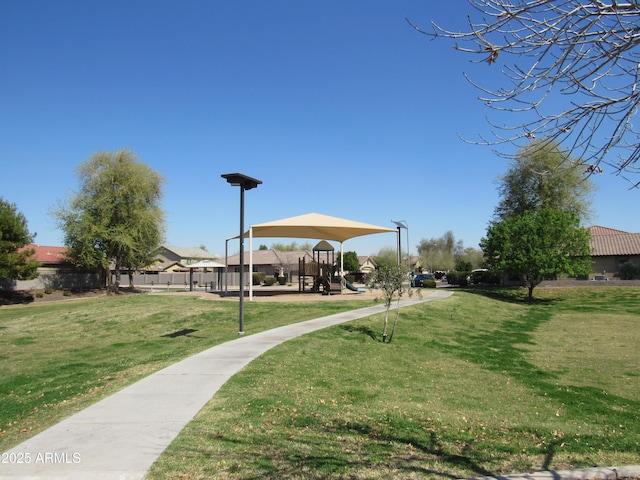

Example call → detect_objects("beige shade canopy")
244 213 396 242
230 213 397 299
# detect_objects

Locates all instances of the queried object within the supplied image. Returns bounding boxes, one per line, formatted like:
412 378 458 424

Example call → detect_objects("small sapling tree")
367 264 412 343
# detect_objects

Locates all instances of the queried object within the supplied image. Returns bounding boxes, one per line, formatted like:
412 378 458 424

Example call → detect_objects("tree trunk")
113 268 121 293
382 305 390 343
387 298 402 343
102 266 110 290
110 254 121 294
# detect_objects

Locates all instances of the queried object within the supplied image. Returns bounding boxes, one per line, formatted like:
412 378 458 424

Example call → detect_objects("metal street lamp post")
222 173 262 335
392 220 409 270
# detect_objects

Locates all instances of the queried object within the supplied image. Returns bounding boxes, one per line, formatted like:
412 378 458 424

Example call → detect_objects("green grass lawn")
144 287 640 479
1 287 638 479
0 293 372 451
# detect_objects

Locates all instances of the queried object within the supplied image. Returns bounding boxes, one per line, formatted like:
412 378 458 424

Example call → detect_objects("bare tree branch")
409 0 640 187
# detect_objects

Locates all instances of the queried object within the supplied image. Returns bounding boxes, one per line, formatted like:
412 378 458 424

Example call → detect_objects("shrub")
422 279 437 288
455 260 472 272
446 271 469 286
44 288 53 295
252 272 266 285
471 270 502 285
619 261 640 280
263 276 277 286
63 290 72 296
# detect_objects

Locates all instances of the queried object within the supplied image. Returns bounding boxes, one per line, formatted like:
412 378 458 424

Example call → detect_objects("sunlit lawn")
0 293 372 451
1 287 638 479
145 287 640 479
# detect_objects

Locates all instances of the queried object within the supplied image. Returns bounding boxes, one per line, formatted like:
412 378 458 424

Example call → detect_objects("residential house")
225 249 314 282
352 255 377 282
587 226 640 278
150 246 218 272
357 256 377 274
13 244 101 290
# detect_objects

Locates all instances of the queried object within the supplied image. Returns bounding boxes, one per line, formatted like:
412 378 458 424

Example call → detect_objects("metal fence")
116 271 247 291
11 270 250 292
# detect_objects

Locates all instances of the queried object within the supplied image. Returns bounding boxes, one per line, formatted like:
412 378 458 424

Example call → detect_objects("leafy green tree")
366 264 412 343
55 150 165 292
121 233 163 288
455 247 484 271
481 209 591 300
495 139 594 222
270 241 312 251
418 231 461 272
0 198 39 283
455 260 472 273
372 247 398 271
337 251 360 273
480 139 594 298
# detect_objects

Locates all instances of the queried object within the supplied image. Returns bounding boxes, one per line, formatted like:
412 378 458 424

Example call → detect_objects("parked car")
468 268 488 284
411 273 435 287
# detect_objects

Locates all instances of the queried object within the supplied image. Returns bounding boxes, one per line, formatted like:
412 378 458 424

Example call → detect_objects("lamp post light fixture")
391 220 410 270
222 173 262 335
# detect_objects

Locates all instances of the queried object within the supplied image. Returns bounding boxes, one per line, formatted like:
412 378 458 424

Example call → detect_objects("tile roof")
225 250 314 266
162 246 216 259
19 244 69 264
587 225 630 236
357 255 376 265
587 226 640 256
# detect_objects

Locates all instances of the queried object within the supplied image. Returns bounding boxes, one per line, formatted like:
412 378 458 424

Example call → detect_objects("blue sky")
2 1 638 258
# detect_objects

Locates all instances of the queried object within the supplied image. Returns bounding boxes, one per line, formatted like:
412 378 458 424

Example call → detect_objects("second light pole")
222 173 262 335
392 220 409 270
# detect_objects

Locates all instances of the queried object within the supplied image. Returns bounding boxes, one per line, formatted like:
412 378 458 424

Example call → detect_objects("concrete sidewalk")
465 465 640 480
0 291 452 480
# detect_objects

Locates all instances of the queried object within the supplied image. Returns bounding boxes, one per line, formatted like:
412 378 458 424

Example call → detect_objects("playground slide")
342 277 366 292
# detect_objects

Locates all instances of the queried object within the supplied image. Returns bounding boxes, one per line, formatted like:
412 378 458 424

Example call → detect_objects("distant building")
587 226 640 278
13 244 101 290
357 256 377 274
148 246 218 272
225 249 314 281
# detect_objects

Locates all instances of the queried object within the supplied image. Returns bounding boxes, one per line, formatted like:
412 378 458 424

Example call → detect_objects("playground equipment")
298 240 366 294
298 241 342 294
343 277 366 292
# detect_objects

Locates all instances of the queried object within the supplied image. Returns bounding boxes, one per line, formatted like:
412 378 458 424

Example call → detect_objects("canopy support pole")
340 242 344 294
249 226 254 301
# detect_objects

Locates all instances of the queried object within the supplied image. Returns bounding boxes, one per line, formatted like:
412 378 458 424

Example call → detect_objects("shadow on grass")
429 303 640 466
161 328 199 338
339 324 377 341
0 290 34 305
458 285 558 305
203 418 497 479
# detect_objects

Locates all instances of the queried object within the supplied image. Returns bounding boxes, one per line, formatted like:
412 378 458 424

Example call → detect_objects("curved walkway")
0 291 452 480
